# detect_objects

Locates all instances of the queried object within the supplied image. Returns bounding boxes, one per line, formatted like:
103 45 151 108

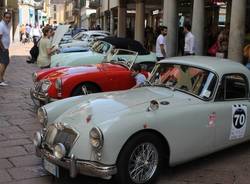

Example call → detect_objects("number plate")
43 159 59 177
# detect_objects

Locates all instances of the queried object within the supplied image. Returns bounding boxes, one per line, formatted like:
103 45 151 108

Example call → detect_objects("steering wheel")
117 57 129 66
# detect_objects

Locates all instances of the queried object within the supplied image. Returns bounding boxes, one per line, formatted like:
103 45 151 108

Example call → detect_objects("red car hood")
43 63 127 80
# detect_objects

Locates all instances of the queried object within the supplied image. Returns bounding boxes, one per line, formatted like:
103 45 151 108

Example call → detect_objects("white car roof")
73 31 109 40
159 56 250 77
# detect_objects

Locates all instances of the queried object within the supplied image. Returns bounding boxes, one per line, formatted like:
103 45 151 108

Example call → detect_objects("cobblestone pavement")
1 42 250 184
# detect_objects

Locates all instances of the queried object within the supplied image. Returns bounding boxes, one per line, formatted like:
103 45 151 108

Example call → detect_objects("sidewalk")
0 42 51 183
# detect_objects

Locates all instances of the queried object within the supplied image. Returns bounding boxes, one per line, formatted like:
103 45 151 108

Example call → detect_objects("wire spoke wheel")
128 143 159 183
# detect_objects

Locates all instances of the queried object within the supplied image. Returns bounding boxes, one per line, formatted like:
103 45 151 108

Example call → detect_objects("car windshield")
91 41 111 54
104 49 138 69
73 32 85 40
149 63 217 100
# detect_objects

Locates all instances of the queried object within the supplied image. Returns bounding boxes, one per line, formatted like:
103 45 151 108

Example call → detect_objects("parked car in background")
51 37 157 67
59 31 110 49
31 49 153 106
34 56 250 184
58 46 89 53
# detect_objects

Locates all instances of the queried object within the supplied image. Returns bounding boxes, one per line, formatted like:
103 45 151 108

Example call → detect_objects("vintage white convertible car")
59 30 110 48
34 56 250 184
50 37 156 67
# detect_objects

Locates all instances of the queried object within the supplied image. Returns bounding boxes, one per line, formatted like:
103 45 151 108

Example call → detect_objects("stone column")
134 0 145 44
118 0 126 37
228 0 246 62
103 13 108 31
226 1 231 25
192 0 204 55
110 9 114 35
163 0 177 57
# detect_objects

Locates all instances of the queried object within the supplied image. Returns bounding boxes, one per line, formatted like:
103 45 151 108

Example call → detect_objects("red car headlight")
41 80 51 92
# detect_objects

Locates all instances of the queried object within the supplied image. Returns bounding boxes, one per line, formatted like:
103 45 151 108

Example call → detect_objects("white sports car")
34 56 250 184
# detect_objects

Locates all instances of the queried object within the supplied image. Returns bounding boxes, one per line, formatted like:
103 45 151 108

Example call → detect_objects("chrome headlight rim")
53 143 66 159
32 72 38 82
89 127 104 150
55 78 62 91
41 80 51 92
148 100 159 111
33 131 42 147
37 107 48 126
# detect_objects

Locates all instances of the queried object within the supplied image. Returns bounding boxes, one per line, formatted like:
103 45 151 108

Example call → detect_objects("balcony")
89 0 100 9
34 2 44 10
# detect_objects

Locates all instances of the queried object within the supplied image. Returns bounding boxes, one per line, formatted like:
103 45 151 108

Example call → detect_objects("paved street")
1 42 250 184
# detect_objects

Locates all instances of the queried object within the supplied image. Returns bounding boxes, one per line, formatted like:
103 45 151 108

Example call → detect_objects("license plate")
43 159 59 177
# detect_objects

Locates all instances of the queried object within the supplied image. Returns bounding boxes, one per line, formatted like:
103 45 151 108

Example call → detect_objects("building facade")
80 0 96 29
98 0 250 63
49 0 65 25
65 0 81 26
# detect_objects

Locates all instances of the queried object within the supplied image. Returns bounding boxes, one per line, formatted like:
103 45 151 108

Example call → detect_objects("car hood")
59 46 89 53
55 87 200 129
51 50 104 67
51 25 70 46
60 40 87 48
44 65 101 79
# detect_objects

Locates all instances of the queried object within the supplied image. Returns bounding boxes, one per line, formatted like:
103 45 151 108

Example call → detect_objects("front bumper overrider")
36 146 117 179
30 88 57 106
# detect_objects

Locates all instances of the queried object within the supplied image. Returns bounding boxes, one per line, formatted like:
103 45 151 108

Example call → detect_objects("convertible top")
100 37 150 55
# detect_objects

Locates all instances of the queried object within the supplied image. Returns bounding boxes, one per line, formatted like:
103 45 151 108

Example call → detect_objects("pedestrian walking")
0 12 11 86
20 24 26 42
183 23 195 56
25 24 31 42
156 26 168 61
32 24 41 45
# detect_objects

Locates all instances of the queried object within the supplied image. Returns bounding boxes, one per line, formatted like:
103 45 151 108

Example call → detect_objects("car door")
214 73 250 150
105 70 135 91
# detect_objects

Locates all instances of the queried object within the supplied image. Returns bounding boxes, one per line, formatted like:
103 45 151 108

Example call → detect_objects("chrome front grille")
35 81 43 92
44 124 79 155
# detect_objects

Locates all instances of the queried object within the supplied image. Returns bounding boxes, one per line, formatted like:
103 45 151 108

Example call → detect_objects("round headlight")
89 127 104 150
41 80 51 92
33 131 42 147
55 78 62 91
37 107 48 126
32 72 38 82
54 143 66 159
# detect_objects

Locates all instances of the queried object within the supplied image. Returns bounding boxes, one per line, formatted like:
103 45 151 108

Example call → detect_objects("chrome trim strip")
36 147 117 179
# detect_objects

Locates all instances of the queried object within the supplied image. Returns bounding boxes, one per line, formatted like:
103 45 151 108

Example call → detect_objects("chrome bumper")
36 146 117 179
30 88 56 106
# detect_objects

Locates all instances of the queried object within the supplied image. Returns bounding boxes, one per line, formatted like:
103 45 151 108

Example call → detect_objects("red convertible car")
30 49 153 106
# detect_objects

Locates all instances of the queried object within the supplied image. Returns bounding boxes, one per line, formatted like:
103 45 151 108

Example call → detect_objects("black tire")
115 133 164 184
71 83 100 96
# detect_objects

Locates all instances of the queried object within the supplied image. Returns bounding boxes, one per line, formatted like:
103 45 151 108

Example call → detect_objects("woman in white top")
37 26 54 68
